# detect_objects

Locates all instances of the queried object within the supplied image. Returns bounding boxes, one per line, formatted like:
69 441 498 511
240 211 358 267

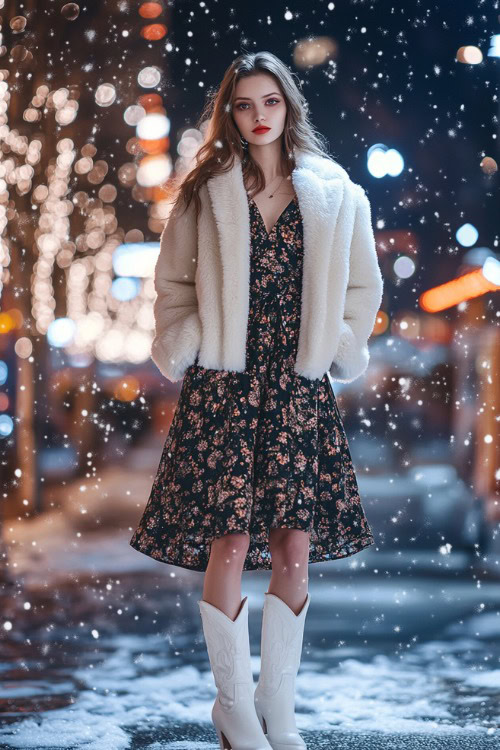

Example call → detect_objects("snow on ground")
1 606 499 749
2 495 499 749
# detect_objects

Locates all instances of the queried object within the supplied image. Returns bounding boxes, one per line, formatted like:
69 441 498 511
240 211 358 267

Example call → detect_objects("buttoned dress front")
129 193 375 571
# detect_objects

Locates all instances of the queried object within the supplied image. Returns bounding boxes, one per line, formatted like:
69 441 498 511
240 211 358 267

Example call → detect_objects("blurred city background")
0 1 499 748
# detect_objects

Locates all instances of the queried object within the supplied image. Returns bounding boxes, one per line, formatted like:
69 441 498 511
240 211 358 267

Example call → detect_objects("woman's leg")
267 528 310 613
254 528 311 748
202 532 250 620
199 532 272 747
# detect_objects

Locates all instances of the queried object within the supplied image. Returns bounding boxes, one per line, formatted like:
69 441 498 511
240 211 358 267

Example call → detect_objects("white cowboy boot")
254 592 311 750
198 595 273 750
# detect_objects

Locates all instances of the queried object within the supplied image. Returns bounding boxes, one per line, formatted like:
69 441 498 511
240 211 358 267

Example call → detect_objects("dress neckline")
248 194 297 238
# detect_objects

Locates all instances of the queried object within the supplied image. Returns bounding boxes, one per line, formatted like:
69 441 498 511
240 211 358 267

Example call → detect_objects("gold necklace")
245 173 288 200
267 174 286 198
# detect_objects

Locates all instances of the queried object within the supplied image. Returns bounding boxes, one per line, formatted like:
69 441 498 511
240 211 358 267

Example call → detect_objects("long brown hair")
171 51 338 219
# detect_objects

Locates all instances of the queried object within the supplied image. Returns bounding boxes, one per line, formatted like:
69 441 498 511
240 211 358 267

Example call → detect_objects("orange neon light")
419 268 499 312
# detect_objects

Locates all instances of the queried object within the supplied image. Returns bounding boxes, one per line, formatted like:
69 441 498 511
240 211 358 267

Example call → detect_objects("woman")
130 51 384 750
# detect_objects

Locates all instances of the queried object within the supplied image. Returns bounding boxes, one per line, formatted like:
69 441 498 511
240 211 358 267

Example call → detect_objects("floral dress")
129 193 375 571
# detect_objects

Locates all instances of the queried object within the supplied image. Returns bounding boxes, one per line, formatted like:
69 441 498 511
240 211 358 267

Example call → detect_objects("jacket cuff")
329 320 370 384
150 314 201 383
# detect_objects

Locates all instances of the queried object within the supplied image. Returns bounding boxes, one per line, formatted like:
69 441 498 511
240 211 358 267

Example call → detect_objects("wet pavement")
1 528 500 749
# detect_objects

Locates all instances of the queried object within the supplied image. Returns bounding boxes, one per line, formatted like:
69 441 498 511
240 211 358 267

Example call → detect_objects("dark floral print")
129 194 375 571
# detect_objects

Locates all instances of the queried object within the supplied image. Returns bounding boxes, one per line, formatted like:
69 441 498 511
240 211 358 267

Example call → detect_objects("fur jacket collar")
151 147 384 384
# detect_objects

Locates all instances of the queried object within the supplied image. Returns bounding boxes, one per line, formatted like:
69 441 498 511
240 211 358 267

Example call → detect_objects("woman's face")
232 73 287 147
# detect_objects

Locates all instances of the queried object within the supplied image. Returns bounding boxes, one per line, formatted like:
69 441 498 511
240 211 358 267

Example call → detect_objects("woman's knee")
210 532 250 564
269 528 309 567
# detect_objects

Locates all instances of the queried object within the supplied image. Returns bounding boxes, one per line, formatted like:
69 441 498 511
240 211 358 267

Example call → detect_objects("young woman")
130 52 384 750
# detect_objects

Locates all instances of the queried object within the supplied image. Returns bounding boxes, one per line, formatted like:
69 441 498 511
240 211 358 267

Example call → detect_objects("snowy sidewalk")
2 511 500 749
2 444 500 750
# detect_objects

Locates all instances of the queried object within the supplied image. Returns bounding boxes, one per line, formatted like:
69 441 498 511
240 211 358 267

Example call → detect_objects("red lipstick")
252 126 271 134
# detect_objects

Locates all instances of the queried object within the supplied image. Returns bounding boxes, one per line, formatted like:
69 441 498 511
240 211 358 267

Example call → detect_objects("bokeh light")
456 223 478 247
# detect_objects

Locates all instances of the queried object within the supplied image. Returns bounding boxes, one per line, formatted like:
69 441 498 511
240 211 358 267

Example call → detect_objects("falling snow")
0 1 499 749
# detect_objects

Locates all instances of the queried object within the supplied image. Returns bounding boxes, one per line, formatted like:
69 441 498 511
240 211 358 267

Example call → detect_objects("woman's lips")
252 126 270 133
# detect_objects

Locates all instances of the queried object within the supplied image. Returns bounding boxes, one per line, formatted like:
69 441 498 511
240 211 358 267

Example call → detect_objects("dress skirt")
129 193 375 571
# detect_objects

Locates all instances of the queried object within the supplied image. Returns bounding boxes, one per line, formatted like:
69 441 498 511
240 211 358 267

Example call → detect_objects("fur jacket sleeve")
150 196 202 380
329 188 382 383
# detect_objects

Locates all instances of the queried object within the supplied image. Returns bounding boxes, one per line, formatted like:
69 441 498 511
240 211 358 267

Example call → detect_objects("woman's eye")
235 98 280 110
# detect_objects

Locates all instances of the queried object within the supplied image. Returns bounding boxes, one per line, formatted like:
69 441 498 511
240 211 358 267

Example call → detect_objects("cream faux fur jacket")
151 147 384 384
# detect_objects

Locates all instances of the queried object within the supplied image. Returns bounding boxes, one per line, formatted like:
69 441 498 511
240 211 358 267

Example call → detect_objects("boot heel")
215 725 232 749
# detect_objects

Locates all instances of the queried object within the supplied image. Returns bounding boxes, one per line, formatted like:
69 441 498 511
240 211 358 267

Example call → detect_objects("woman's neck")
247 143 286 183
